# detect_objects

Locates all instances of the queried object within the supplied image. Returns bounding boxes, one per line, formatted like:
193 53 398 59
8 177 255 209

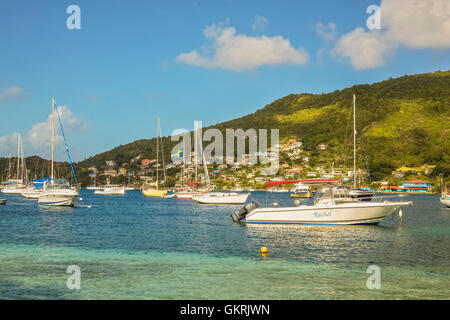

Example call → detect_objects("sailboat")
190 127 249 205
1 136 29 194
38 98 79 207
142 115 168 197
440 174 450 208
349 94 374 201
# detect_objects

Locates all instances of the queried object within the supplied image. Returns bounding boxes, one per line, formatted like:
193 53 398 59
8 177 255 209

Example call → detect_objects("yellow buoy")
260 246 268 254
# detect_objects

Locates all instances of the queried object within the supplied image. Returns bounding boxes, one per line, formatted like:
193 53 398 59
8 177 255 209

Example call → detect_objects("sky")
0 0 449 161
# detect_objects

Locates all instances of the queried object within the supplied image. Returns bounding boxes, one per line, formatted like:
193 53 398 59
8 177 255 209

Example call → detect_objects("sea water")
0 191 449 299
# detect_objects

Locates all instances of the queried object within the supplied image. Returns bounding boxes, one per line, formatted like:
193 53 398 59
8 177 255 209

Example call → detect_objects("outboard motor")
231 201 259 222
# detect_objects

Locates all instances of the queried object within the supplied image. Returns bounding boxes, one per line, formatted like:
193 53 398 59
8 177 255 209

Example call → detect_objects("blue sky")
0 0 449 161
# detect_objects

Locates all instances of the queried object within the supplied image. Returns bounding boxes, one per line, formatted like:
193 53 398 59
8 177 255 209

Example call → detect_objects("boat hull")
290 192 312 198
245 202 412 225
1 187 26 194
94 187 125 195
0 199 6 205
21 189 43 199
193 193 249 205
142 189 168 197
38 190 78 207
440 197 450 208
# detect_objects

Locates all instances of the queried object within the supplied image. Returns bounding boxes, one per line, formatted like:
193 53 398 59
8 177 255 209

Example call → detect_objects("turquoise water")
0 191 449 299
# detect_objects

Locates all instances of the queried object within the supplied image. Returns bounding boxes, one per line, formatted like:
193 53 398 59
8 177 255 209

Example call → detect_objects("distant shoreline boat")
388 180 432 193
95 184 125 195
290 183 312 198
192 192 249 205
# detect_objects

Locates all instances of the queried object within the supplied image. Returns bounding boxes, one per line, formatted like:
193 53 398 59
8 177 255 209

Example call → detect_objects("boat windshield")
45 178 71 189
314 187 352 205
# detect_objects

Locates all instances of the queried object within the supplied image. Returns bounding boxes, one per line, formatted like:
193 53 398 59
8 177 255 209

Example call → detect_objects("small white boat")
1 183 27 194
95 184 125 195
441 194 450 208
86 185 101 190
0 199 6 205
21 188 43 200
163 193 176 198
290 183 312 198
231 187 412 225
439 179 450 208
349 188 374 202
192 192 250 205
268 188 289 192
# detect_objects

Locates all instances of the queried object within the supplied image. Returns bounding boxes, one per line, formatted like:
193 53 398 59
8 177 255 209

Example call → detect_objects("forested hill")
77 70 450 180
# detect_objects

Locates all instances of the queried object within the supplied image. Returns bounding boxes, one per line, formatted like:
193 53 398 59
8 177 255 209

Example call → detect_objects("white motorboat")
0 199 6 205
231 187 412 225
349 188 374 202
290 183 312 198
86 185 101 190
94 184 125 195
192 192 250 205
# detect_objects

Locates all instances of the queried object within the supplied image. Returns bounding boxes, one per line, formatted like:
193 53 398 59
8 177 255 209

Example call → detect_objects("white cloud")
381 0 450 49
0 132 20 155
0 86 24 103
176 19 309 71
0 105 86 157
252 14 269 32
332 28 396 70
332 0 450 70
316 22 337 43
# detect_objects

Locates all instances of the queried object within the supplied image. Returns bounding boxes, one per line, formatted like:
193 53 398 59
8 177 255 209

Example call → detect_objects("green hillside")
76 70 450 183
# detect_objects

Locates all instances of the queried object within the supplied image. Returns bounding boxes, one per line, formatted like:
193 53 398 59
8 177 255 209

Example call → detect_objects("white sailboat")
38 98 79 207
1 135 28 194
231 187 412 225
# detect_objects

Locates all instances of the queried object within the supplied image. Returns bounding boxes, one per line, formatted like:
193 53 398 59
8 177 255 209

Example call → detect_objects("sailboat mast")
16 134 20 181
156 114 159 190
353 94 357 189
51 97 55 182
8 153 11 181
